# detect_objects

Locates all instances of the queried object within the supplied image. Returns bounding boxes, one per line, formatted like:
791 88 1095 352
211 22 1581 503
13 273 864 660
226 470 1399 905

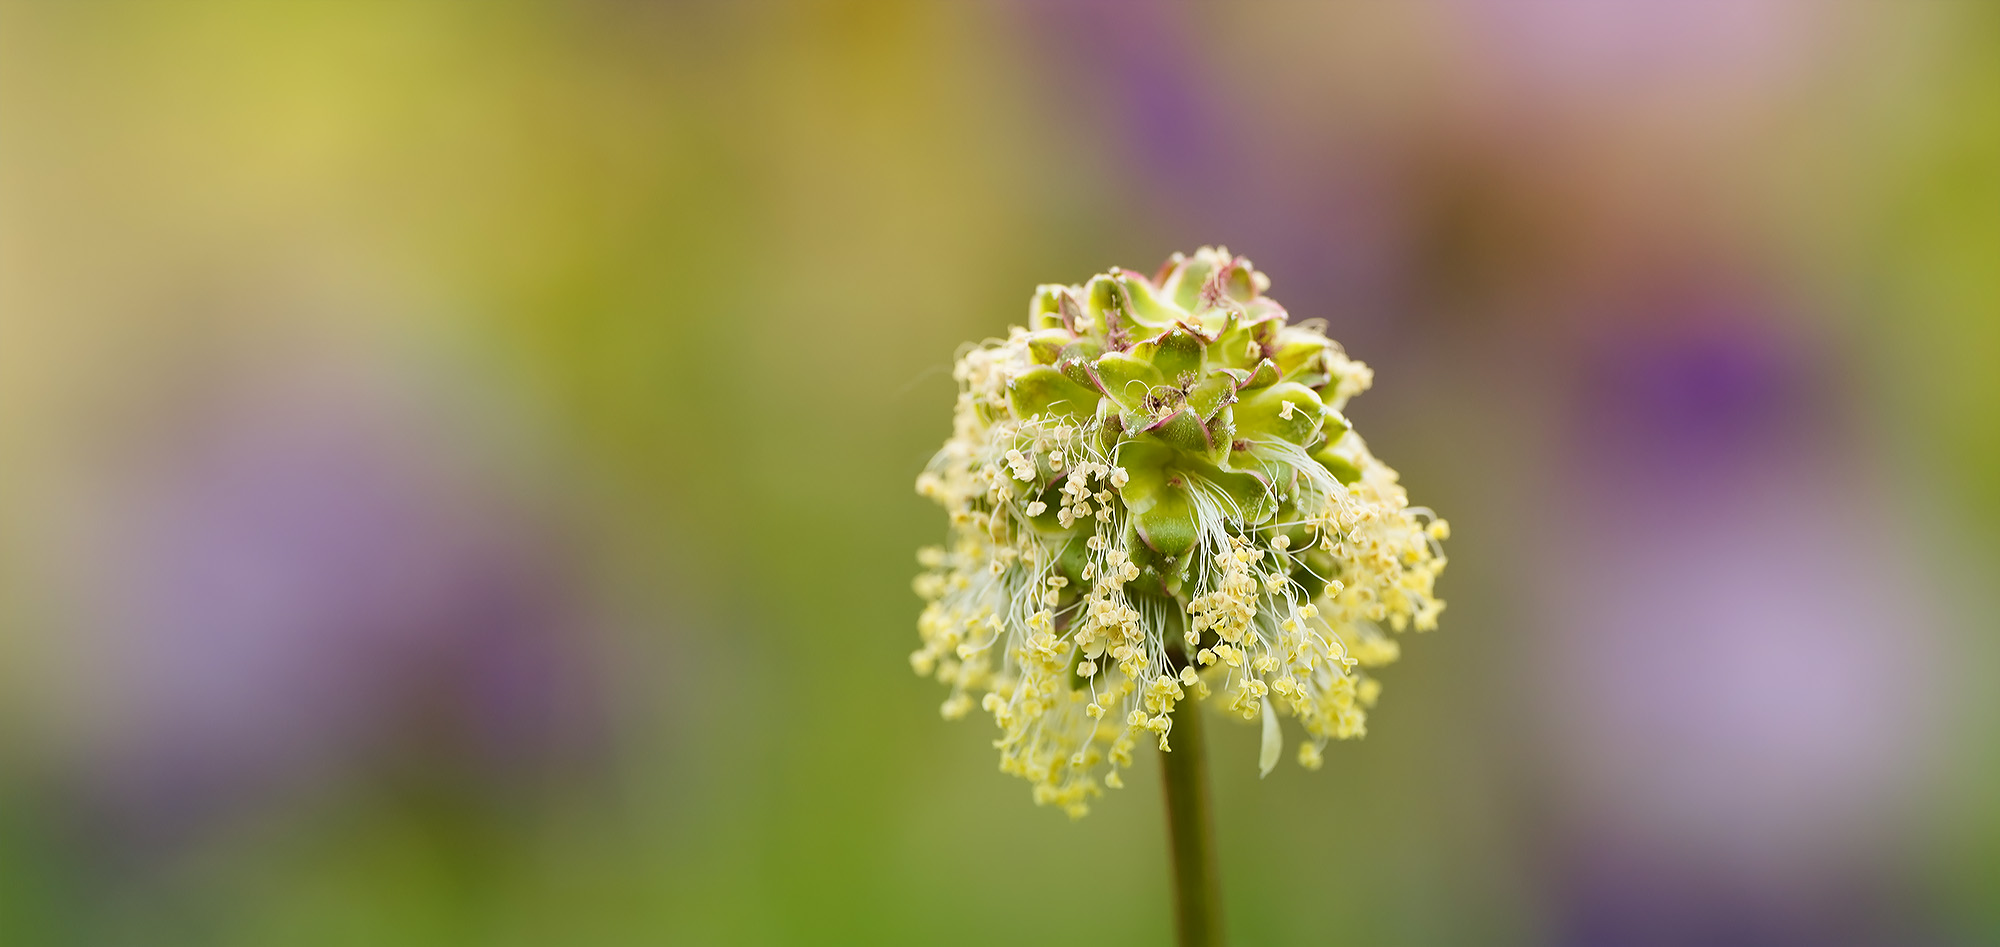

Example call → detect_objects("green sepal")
1119 437 1275 527
1164 255 1214 312
1228 443 1290 493
1321 405 1351 441
1184 372 1237 421
1200 459 1276 525
1096 397 1124 437
1271 329 1328 383
1142 407 1211 454
1219 258 1259 302
1112 440 1177 513
1234 381 1326 444
1007 365 1102 421
1092 351 1163 410
1216 450 1284 524
1209 312 1277 368
1311 436 1364 485
1119 463 1192 593
1319 453 1362 486
1236 358 1280 391
1028 328 1073 365
1031 284 1085 331
1059 356 1098 390
1059 339 1104 365
1132 486 1198 560
1126 530 1188 596
1204 405 1238 465
1053 533 1091 586
1132 324 1206 382
1084 273 1132 337
1111 269 1181 328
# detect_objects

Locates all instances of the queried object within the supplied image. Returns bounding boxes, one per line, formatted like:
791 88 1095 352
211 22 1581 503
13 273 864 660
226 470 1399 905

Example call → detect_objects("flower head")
913 247 1446 817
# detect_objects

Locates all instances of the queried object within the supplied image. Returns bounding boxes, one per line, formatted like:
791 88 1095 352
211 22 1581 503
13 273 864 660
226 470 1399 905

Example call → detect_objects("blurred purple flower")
1524 280 1948 944
52 357 601 861
1574 282 1816 478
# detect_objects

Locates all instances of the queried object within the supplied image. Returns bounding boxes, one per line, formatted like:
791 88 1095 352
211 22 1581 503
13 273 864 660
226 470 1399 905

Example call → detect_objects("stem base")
1159 699 1225 947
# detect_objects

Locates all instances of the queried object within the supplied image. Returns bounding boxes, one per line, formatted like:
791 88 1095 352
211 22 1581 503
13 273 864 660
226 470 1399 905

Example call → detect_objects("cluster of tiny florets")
913 247 1446 817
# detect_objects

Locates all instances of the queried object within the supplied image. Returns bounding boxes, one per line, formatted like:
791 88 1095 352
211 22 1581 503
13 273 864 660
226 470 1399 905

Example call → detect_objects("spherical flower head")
913 247 1447 817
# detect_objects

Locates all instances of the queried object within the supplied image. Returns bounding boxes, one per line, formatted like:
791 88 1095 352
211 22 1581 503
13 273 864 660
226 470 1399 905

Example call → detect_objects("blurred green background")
2 2 1997 944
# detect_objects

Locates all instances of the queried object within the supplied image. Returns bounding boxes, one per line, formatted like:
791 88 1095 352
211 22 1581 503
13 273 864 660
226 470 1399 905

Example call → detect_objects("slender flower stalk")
912 248 1447 938
1159 694 1223 946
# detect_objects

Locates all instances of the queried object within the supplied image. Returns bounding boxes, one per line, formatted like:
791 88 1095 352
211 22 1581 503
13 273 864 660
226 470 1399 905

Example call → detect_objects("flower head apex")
913 247 1446 817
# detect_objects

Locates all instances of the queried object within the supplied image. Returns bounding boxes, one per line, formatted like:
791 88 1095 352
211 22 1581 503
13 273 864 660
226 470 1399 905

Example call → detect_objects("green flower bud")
912 247 1447 816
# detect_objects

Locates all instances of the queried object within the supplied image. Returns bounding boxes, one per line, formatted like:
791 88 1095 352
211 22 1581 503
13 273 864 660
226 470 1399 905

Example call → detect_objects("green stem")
1159 697 1225 947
